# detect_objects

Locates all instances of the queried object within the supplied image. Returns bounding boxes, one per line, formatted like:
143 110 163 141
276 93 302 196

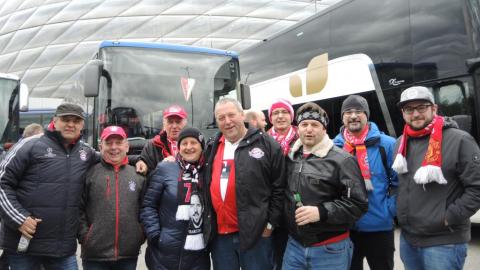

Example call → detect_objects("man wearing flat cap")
283 102 368 269
334 95 398 270
0 103 97 269
393 86 480 270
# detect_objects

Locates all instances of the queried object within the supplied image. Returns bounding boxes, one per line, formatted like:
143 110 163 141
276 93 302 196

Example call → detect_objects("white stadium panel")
0 0 342 98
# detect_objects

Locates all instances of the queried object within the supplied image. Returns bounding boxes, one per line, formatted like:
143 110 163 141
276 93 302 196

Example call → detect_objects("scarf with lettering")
342 125 373 191
268 126 298 155
392 115 446 185
175 155 206 250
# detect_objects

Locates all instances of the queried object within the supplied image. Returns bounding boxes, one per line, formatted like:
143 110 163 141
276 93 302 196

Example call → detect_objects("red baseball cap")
100 126 127 141
163 105 187 119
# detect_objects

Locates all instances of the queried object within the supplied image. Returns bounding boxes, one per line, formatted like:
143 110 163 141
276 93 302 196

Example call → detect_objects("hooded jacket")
285 136 368 246
78 158 146 261
395 118 480 247
333 122 398 232
204 128 286 251
0 129 97 257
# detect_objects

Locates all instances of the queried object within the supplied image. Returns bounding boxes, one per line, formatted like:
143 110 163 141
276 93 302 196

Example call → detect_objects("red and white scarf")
392 115 447 185
343 125 373 191
268 126 298 155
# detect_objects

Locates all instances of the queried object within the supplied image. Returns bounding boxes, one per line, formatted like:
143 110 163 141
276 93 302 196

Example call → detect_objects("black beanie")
178 127 205 149
341 95 370 118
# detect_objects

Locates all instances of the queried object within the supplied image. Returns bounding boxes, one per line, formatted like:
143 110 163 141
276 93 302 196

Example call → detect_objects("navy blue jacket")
333 122 398 232
140 161 209 270
0 130 97 257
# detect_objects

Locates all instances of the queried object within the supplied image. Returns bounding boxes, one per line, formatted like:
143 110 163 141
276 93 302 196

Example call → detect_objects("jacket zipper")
114 168 120 259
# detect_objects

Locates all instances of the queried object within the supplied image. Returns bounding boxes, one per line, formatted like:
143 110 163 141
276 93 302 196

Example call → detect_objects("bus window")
434 82 473 133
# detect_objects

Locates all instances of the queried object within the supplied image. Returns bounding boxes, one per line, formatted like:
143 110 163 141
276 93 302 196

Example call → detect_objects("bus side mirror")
84 60 104 97
19 83 29 112
240 84 251 110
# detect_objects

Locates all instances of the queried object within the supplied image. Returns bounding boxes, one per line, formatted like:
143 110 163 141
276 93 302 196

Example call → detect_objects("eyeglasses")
402 104 432 115
343 110 365 117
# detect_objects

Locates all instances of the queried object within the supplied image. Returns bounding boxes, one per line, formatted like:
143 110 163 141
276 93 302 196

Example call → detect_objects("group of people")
0 85 480 270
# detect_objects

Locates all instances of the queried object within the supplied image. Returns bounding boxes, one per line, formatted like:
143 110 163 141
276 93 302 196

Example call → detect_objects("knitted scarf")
268 126 298 155
392 115 447 185
175 155 206 250
342 125 373 191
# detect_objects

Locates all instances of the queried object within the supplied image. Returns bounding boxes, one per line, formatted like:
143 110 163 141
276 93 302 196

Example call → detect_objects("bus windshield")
0 76 19 147
95 46 238 142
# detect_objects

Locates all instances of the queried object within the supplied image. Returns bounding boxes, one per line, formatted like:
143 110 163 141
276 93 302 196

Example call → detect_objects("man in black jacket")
136 105 188 175
393 86 480 270
0 103 97 270
283 102 368 270
205 98 285 270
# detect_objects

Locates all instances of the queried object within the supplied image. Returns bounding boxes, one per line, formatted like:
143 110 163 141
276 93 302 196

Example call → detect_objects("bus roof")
99 41 239 59
0 73 20 81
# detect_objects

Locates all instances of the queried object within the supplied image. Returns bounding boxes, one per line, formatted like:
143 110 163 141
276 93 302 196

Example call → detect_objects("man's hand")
18 217 42 239
136 160 148 175
295 206 320 226
163 156 175 162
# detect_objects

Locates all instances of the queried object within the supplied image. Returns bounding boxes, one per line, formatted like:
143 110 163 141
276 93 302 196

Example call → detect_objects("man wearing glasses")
333 95 398 270
393 86 480 270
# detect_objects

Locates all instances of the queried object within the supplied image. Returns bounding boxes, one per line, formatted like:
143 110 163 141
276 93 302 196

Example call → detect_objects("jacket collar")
289 133 334 159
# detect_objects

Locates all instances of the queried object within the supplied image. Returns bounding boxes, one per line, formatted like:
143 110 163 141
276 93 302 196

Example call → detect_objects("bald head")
245 110 266 132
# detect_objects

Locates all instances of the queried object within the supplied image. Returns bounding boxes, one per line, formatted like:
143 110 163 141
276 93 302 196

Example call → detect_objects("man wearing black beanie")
334 95 398 270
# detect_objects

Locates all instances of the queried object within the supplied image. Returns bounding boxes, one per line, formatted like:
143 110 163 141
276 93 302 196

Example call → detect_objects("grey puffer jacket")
396 118 480 247
78 159 146 261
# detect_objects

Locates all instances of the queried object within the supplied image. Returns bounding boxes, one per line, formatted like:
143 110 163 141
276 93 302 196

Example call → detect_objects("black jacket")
139 131 172 175
204 128 286 251
285 138 368 246
140 162 209 270
396 119 480 247
79 159 146 261
0 130 97 257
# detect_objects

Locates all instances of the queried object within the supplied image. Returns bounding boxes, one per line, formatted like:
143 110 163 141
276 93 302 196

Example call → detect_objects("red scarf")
343 125 373 191
268 126 298 155
152 132 171 158
393 115 447 184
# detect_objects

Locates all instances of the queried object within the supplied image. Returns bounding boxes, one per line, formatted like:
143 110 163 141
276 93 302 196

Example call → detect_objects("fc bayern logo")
249 147 264 159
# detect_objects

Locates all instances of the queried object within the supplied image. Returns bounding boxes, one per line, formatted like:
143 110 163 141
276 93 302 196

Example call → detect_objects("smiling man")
393 86 480 270
283 102 367 270
0 103 98 269
334 95 398 270
79 126 146 270
205 98 286 270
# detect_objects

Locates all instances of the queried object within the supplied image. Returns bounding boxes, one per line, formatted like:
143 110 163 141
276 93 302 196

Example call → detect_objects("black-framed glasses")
402 104 432 115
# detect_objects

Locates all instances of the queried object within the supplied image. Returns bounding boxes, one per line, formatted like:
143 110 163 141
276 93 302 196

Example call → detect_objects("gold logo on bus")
289 53 328 97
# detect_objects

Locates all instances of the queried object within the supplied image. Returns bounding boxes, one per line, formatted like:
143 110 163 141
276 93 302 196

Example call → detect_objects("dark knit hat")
178 127 205 149
341 95 370 118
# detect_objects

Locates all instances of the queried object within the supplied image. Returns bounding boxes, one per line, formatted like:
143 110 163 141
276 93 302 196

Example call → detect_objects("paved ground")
75 226 480 269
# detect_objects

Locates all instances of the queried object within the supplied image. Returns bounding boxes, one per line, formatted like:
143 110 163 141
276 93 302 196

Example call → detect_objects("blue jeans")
6 253 77 270
282 236 353 270
211 232 274 270
399 233 467 270
82 258 138 270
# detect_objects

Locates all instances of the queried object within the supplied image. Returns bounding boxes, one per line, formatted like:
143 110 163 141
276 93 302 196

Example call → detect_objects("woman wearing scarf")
140 127 209 270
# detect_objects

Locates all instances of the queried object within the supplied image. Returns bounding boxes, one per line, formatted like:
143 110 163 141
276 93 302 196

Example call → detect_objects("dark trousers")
273 226 288 270
350 230 394 270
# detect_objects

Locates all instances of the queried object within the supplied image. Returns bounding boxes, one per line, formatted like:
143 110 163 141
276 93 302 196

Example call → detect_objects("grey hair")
215 97 243 114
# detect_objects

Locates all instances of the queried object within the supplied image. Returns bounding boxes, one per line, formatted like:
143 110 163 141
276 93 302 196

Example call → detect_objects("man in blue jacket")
0 103 97 270
334 95 397 270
